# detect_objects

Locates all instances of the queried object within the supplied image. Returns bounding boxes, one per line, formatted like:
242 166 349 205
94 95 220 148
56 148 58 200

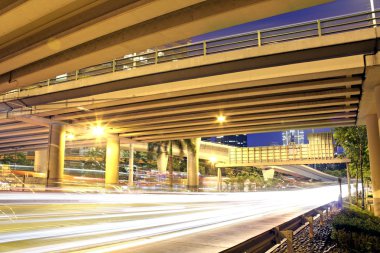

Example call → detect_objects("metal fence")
221 202 337 253
6 9 380 95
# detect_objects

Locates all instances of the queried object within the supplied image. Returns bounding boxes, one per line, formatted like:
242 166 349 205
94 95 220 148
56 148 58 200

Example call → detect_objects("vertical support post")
47 124 66 188
47 79 50 86
281 230 294 253
129 143 134 187
306 216 314 238
370 0 377 27
105 134 120 187
317 210 324 225
257 31 261 46
75 70 79 80
22 175 26 192
187 138 201 191
217 167 222 192
157 152 168 173
112 59 116 72
34 150 48 173
155 50 158 64
366 113 380 216
203 41 207 56
317 20 322 36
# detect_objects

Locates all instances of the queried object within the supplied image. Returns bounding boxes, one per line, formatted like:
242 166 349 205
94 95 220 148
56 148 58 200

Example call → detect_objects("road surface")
0 185 346 253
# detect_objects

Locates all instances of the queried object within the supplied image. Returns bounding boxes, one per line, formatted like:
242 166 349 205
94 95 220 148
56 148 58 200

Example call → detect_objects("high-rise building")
282 130 304 145
215 135 247 147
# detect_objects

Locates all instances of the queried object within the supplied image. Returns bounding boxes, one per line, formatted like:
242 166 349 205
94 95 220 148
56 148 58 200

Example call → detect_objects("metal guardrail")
221 201 337 253
5 9 380 96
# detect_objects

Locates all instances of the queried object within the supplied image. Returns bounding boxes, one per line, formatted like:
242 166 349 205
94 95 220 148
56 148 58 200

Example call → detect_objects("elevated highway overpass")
1 10 380 149
1 7 380 212
0 0 330 92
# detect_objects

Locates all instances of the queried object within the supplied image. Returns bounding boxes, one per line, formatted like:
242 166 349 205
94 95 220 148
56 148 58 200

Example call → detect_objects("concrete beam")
137 120 355 142
7 55 364 114
0 0 332 91
0 0 205 75
119 112 356 137
53 88 360 123
75 99 358 127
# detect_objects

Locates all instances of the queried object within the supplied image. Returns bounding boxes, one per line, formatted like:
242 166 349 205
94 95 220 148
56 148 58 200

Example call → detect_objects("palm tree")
148 139 195 189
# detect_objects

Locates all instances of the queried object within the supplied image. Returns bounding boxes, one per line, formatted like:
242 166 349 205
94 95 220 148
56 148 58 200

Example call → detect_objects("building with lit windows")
215 135 248 147
282 130 304 145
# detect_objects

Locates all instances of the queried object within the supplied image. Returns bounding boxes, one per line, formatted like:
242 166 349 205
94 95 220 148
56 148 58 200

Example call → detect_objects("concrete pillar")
47 124 66 187
129 143 134 187
34 150 48 173
157 152 168 173
366 114 380 216
187 138 200 190
105 134 120 186
375 86 380 129
217 167 222 192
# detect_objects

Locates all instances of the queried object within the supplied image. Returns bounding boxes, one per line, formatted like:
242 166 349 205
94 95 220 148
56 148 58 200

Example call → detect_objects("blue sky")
195 0 377 146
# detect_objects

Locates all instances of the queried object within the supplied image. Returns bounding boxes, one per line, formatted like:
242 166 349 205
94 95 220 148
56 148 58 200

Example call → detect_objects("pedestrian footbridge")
216 133 348 181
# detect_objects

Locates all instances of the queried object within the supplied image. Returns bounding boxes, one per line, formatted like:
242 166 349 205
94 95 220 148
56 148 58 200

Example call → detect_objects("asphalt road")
0 185 346 253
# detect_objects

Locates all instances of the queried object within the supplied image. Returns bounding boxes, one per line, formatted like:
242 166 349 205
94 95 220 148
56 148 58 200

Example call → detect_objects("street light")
92 125 105 137
217 115 226 123
66 132 75 141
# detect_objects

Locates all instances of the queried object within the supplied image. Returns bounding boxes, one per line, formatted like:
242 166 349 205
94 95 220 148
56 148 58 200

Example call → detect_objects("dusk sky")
195 0 376 147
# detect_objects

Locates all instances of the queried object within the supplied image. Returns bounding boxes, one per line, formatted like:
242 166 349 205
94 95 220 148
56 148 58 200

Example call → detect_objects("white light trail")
0 185 346 253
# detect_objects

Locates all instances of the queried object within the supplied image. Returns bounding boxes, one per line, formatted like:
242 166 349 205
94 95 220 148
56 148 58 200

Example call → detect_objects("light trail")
0 185 347 253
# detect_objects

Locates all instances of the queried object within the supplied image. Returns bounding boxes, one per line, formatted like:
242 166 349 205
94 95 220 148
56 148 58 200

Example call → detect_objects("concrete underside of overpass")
0 27 379 151
269 165 338 181
0 0 332 92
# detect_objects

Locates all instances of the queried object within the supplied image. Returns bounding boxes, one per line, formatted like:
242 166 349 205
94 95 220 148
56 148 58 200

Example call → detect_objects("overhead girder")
0 0 332 92
134 120 355 142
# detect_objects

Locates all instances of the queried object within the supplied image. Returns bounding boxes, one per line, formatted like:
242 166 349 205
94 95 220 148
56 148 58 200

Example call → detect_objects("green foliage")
334 126 370 182
121 150 156 170
223 167 265 191
83 147 105 170
332 206 380 252
0 152 32 166
323 169 346 178
148 139 196 188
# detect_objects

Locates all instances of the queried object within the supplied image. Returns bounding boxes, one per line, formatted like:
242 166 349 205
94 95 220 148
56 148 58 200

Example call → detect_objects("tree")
334 126 370 208
148 139 195 189
83 147 105 170
0 152 32 166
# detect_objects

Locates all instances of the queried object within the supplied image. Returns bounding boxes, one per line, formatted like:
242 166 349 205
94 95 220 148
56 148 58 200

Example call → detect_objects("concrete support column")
375 86 380 129
34 150 48 173
217 167 222 192
187 138 200 190
366 114 380 216
47 124 66 187
105 134 120 186
129 143 134 187
157 152 168 173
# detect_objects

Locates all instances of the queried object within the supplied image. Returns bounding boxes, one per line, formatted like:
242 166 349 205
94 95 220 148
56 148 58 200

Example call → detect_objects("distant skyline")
194 0 371 147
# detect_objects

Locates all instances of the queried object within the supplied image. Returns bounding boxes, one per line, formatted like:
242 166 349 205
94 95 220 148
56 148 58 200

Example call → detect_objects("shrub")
332 206 380 252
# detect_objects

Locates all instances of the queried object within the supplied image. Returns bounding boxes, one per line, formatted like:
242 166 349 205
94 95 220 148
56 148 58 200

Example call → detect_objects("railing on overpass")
6 9 380 96
228 145 336 165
